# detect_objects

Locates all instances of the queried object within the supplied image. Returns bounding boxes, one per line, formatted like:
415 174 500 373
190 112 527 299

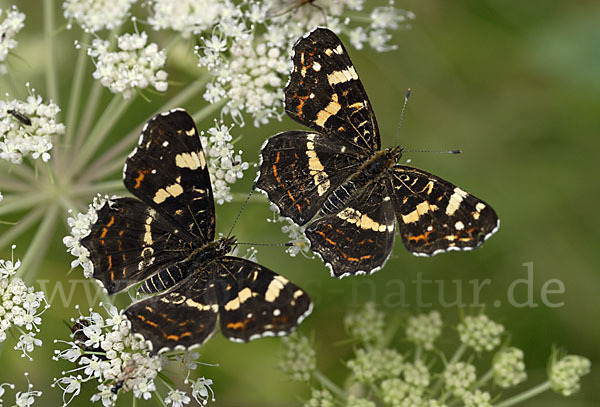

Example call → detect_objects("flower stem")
0 206 45 251
72 180 125 197
79 89 219 184
432 343 468 395
43 0 59 105
61 30 91 167
494 381 552 407
0 193 46 216
69 95 134 178
15 205 58 282
313 369 347 401
72 26 122 153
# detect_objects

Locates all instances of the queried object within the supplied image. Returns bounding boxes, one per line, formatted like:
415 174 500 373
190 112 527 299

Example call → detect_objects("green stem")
313 369 347 401
15 205 58 283
494 381 552 407
0 193 46 216
43 0 59 106
4 162 37 184
381 312 403 348
72 180 125 197
0 207 45 252
432 343 468 396
476 368 494 388
73 78 103 154
191 99 226 123
69 95 134 178
0 175 31 192
62 31 91 165
78 90 219 184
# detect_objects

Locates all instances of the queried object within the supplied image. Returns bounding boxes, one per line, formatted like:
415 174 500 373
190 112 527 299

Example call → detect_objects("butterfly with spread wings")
256 28 499 278
82 109 311 353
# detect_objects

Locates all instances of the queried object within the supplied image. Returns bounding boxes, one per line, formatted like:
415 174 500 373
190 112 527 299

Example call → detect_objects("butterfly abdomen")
138 263 189 295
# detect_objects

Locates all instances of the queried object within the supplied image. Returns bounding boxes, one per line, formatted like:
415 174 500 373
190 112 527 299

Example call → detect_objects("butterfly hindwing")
305 181 396 277
125 268 219 353
124 109 215 243
216 257 312 342
286 27 380 151
81 197 190 294
257 130 363 225
390 166 499 256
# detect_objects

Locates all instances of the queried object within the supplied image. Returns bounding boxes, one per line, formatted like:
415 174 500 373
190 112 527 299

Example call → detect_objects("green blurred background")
0 0 598 405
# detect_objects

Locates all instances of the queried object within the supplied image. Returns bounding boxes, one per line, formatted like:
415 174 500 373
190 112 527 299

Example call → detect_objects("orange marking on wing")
347 257 360 262
110 270 115 281
293 93 310 117
272 164 278 177
133 169 151 189
100 227 108 239
180 332 192 338
107 255 113 271
287 190 296 202
166 334 179 341
226 321 247 330
360 255 372 260
296 203 303 214
407 229 433 244
275 151 281 164
107 216 115 227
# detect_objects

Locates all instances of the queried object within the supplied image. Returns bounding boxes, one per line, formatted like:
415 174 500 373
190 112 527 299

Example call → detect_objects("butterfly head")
217 236 237 255
385 146 404 163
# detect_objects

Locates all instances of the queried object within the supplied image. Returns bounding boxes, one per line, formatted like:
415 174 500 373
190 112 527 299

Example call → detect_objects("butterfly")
81 109 312 353
256 28 499 278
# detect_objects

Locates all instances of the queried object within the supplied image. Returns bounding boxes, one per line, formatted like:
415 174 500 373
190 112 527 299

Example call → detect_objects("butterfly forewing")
285 28 380 152
81 197 190 294
216 257 312 342
124 109 215 243
257 130 363 225
390 166 499 256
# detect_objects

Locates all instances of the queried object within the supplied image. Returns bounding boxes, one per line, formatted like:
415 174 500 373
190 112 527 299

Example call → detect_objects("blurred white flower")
63 0 136 32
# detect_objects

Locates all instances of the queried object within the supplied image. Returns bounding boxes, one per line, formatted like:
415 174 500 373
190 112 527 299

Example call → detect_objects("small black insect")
7 109 32 126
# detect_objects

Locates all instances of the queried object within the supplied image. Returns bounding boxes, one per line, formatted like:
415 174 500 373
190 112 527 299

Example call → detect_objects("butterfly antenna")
237 241 294 247
226 184 255 239
404 148 462 154
394 88 412 144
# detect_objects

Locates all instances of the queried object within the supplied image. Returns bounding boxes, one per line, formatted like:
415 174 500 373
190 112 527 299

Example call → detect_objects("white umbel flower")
86 31 168 99
0 94 64 164
457 315 504 352
0 6 26 74
549 354 591 396
63 0 136 32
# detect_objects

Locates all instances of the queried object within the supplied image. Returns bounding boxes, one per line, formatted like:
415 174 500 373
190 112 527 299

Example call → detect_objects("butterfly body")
257 28 499 278
82 109 311 353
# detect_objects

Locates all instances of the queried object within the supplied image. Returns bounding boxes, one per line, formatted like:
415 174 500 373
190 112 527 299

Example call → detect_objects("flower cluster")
0 93 65 163
0 373 42 407
63 0 136 32
493 347 527 388
63 195 113 279
279 333 316 382
53 303 215 406
457 314 504 352
195 0 414 127
147 0 230 38
344 302 385 344
0 246 49 359
0 5 26 74
405 310 442 350
267 204 312 257
200 121 249 204
279 303 592 407
549 354 591 396
84 30 168 99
